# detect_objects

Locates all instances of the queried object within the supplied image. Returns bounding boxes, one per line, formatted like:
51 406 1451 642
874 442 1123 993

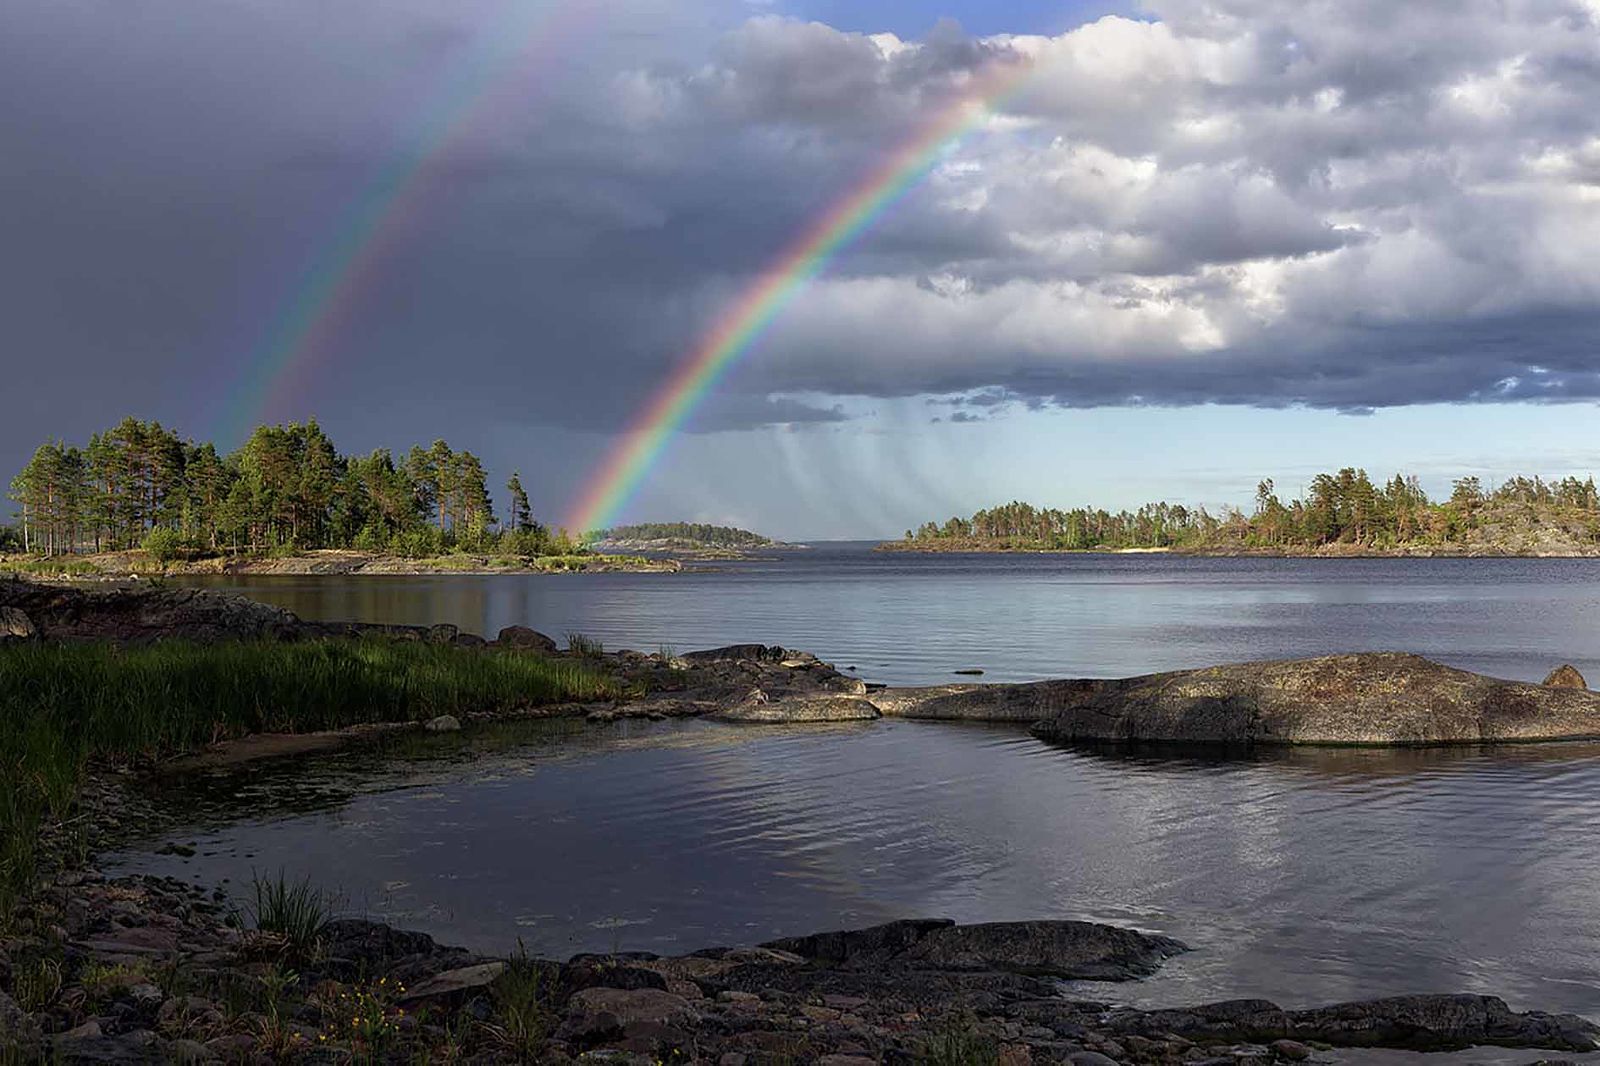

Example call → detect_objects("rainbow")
566 53 1035 536
214 0 597 445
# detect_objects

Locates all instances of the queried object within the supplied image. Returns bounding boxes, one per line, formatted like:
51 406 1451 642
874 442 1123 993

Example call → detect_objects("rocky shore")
6 578 1600 1061
5 858 1596 1064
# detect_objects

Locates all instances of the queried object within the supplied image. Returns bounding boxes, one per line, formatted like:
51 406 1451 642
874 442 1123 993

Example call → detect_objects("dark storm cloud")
3 0 1600 488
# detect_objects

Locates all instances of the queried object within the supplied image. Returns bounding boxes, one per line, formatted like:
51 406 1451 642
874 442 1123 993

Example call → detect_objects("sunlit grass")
0 638 615 916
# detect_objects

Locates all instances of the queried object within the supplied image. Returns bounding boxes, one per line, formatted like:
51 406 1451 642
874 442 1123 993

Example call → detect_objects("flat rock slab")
1031 653 1600 745
714 693 881 723
763 917 1186 981
1109 993 1600 1053
397 962 505 1006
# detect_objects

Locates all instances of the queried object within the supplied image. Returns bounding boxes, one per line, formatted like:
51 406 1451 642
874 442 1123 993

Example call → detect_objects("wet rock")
1288 994 1599 1051
1543 664 1587 689
714 692 882 724
763 919 954 966
762 918 1184 981
496 625 559 653
682 644 798 664
901 920 1188 980
1109 994 1600 1053
1270 1038 1311 1060
423 714 462 733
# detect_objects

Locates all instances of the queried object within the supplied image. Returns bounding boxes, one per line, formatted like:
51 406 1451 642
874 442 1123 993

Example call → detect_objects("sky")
3 0 1599 539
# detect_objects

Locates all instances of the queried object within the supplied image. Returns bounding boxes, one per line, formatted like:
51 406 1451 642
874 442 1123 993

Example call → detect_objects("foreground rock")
1108 993 1599 1052
873 653 1600 746
11 869 1595 1064
1031 653 1600 745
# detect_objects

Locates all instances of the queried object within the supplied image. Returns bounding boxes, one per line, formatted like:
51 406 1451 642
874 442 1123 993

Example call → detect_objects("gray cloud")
3 0 1600 495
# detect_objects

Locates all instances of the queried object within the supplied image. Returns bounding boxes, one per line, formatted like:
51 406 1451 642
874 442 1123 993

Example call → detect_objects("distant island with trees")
1 418 675 576
886 470 1600 557
592 522 778 553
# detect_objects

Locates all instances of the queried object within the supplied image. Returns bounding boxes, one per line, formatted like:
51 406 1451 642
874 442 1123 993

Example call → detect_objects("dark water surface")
108 550 1600 1017
179 547 1600 685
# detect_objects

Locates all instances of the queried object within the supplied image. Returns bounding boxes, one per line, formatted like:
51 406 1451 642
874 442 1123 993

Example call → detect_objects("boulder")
423 715 462 733
1543 664 1587 689
1029 653 1600 745
713 692 881 724
496 625 559 653
558 987 700 1046
426 623 459 644
0 606 35 640
396 961 505 1008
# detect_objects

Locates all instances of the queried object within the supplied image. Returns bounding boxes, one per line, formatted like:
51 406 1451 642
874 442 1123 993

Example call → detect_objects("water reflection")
107 719 1600 1017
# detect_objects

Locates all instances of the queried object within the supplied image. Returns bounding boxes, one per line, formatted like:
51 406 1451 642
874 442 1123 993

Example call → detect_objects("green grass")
248 871 330 958
0 638 616 917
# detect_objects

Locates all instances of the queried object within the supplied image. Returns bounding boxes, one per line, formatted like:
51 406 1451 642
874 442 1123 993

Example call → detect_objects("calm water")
110 719 1600 1017
112 550 1600 1018
180 547 1600 685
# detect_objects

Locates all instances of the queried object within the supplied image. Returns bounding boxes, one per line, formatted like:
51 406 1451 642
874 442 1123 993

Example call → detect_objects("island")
589 521 795 558
884 469 1600 557
2 417 676 578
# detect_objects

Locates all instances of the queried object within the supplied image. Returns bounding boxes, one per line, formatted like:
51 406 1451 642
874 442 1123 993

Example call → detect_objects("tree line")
6 418 571 558
597 523 772 547
903 469 1600 551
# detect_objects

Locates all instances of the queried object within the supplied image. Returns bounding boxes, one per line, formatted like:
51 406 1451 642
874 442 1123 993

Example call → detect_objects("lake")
105 549 1600 1017
175 546 1600 685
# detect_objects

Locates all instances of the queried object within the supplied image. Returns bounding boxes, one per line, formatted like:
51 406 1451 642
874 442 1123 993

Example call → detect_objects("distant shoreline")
0 548 682 580
876 540 1600 558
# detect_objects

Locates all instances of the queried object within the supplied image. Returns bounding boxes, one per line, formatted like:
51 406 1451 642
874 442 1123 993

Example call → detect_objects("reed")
0 638 616 915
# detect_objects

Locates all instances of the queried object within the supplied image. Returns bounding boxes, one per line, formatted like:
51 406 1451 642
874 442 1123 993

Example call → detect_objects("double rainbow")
566 52 1035 535
214 0 598 444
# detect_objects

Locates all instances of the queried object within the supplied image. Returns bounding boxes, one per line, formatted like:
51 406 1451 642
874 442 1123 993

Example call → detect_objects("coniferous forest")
4 418 569 559
896 470 1600 554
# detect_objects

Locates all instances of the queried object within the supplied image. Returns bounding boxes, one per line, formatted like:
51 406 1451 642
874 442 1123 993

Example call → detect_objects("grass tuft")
248 871 330 957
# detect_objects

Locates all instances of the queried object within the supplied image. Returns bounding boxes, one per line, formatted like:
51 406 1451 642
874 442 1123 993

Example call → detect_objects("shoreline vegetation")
3 581 1600 1060
884 469 1600 557
2 416 665 575
0 547 677 580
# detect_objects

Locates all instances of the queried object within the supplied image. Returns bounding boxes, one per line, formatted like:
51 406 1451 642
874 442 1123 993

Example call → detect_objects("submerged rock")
763 917 1186 980
1543 663 1588 689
